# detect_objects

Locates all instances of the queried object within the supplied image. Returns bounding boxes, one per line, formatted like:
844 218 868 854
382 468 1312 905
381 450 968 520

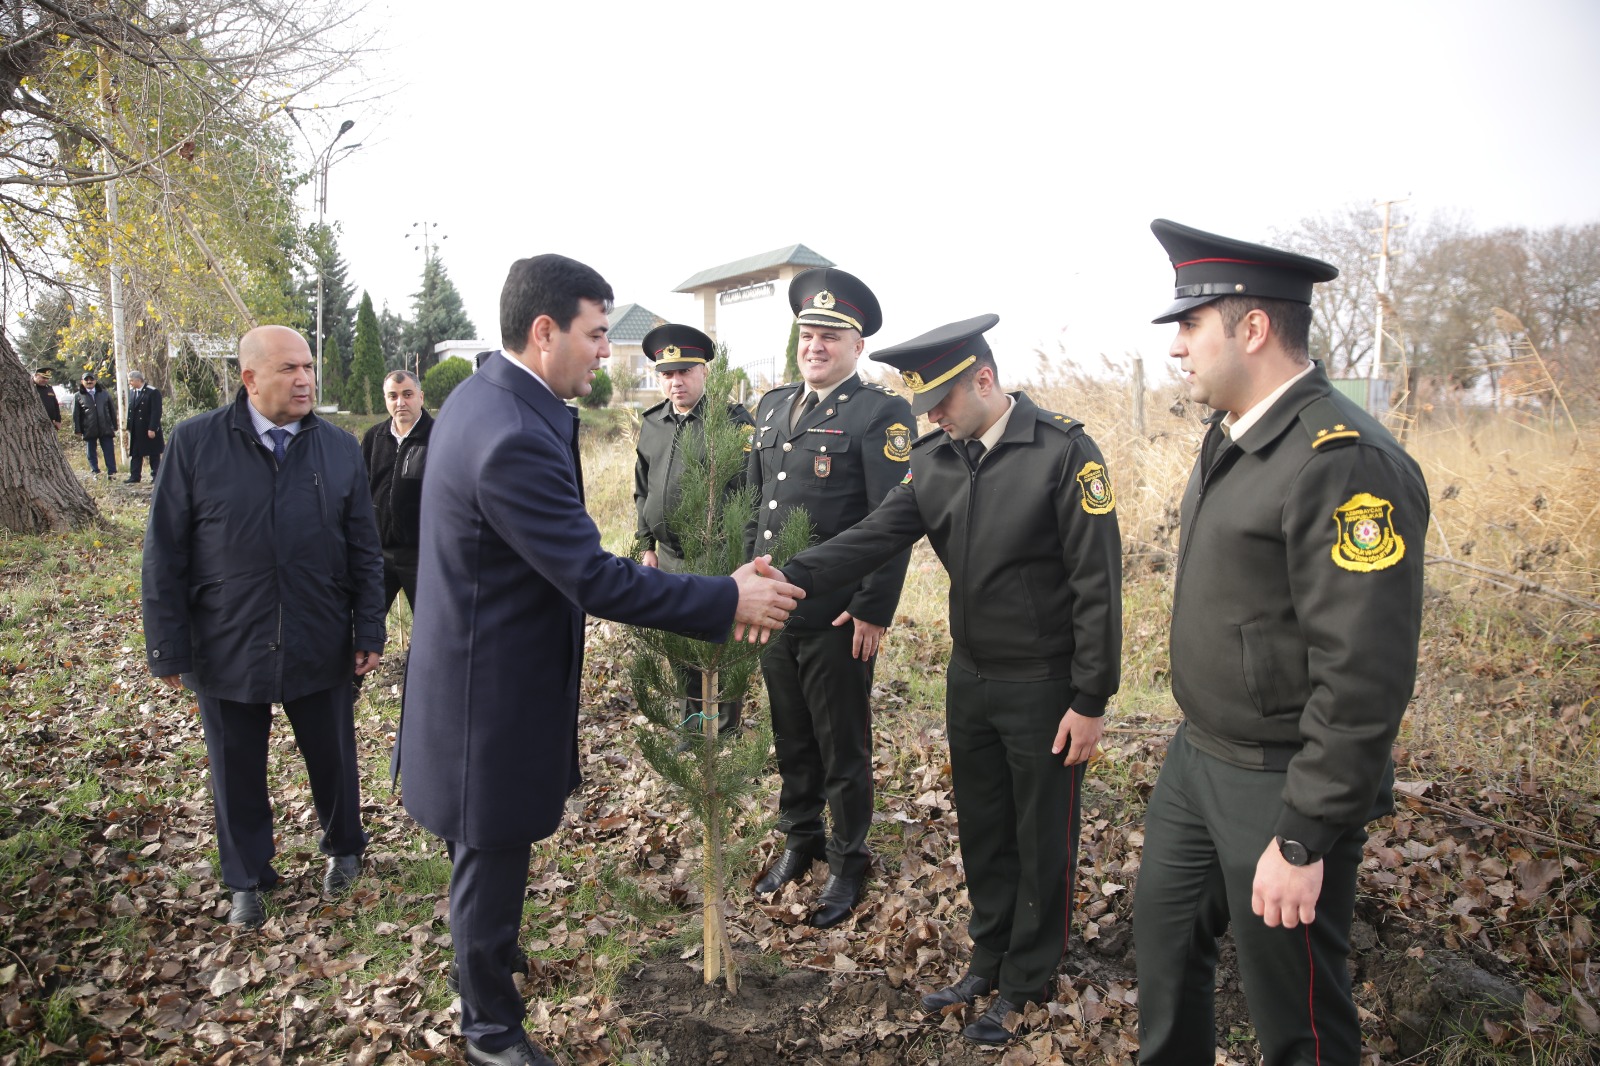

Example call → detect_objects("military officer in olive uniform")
745 267 913 929
635 323 755 740
1133 220 1430 1066
772 315 1122 1045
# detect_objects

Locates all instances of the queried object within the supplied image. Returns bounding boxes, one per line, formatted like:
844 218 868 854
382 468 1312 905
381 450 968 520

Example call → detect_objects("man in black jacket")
33 368 62 430
124 370 164 483
634 323 754 742
1133 220 1429 1066
361 370 433 614
72 372 117 476
141 324 387 929
771 315 1122 1045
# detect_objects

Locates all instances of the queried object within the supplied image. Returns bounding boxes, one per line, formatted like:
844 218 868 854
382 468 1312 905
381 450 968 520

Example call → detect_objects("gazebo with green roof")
673 244 834 340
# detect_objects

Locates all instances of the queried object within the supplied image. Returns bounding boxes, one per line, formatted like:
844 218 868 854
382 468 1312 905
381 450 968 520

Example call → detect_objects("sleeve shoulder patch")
1300 397 1362 450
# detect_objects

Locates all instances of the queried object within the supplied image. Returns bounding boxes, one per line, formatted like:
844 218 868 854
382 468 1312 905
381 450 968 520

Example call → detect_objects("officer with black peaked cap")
1134 219 1429 1065
744 267 913 929
770 313 1122 1046
634 323 754 745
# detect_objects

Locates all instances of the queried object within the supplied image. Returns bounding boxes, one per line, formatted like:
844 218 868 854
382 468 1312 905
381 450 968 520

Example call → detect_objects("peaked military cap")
1150 218 1339 324
790 267 882 337
871 313 999 416
641 323 716 372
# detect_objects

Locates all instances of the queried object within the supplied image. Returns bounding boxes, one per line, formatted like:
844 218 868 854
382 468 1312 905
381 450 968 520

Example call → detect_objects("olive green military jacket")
633 396 753 559
743 374 913 631
778 392 1123 712
1170 365 1430 854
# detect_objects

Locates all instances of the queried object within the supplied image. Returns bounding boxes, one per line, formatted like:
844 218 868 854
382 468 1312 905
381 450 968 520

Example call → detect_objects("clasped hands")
731 555 806 643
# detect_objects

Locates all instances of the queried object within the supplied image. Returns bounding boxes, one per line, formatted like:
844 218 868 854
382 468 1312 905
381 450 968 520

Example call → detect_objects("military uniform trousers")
1134 724 1368 1066
446 840 532 1051
197 686 367 891
654 548 740 731
762 623 875 878
946 662 1086 1003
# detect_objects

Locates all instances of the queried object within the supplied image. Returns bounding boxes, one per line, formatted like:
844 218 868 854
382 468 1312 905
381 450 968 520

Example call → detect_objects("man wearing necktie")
744 268 914 929
768 314 1123 1046
124 369 165 483
141 325 387 930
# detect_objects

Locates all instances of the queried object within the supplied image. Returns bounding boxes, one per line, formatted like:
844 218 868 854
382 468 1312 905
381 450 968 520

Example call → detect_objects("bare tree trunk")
0 335 101 533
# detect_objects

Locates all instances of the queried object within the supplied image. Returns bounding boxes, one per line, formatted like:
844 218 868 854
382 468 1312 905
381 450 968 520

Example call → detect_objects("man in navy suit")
397 254 804 1066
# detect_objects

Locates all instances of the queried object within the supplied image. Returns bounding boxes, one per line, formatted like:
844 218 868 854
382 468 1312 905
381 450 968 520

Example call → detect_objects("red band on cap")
1175 257 1273 268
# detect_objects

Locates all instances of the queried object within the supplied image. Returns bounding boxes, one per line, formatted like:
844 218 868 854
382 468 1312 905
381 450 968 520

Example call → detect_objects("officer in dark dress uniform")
124 370 164 483
634 323 755 740
745 268 913 928
1133 220 1430 1066
773 315 1122 1045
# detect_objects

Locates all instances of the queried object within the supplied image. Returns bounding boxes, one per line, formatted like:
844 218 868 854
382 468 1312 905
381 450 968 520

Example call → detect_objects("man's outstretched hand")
731 556 805 643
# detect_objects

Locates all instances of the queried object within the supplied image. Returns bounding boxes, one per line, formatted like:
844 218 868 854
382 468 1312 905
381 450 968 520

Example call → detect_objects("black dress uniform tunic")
1134 366 1429 1065
780 391 1122 1003
744 373 913 878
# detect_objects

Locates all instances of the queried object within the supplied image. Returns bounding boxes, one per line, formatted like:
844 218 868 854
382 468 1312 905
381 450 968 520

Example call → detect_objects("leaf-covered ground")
2 486 1597 1065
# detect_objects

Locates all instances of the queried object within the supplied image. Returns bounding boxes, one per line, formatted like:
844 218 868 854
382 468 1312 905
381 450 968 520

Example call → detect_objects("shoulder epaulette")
1299 397 1362 450
911 426 945 448
641 398 670 417
1038 410 1082 434
860 381 897 395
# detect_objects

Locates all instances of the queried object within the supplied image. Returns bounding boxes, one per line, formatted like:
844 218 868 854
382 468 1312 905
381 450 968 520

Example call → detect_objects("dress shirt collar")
247 400 301 449
974 394 1017 453
1224 362 1315 442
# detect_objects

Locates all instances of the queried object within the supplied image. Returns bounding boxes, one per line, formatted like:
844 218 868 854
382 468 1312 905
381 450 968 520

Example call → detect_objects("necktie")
267 427 289 465
966 439 987 465
791 390 819 430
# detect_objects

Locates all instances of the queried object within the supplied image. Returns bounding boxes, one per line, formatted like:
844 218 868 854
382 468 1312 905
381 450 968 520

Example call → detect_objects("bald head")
239 325 310 371
240 325 316 425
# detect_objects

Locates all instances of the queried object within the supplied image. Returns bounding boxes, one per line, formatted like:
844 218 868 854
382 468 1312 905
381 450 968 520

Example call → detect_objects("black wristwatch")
1275 836 1322 866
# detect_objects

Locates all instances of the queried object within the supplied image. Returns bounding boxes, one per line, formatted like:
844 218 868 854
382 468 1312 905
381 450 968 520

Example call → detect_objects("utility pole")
1370 198 1408 382
315 120 357 407
97 48 128 468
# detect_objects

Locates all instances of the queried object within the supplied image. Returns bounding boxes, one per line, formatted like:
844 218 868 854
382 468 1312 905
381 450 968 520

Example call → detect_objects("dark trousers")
447 840 532 1050
382 550 418 615
946 662 1085 1003
85 434 116 473
197 686 367 891
1134 725 1367 1066
762 624 875 878
129 451 160 482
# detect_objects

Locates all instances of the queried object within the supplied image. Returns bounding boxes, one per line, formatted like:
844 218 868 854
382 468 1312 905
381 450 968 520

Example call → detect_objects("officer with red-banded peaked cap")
1150 218 1339 324
790 267 883 337
871 313 999 417
641 323 717 372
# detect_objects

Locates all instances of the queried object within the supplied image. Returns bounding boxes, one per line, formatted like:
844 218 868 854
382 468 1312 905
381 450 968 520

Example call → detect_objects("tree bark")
0 334 101 533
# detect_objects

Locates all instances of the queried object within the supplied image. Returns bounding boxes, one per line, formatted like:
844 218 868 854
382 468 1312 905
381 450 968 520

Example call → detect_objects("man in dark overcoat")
634 322 754 741
33 368 62 430
141 325 387 929
72 371 117 476
396 254 804 1066
771 315 1122 1045
124 369 164 483
744 267 913 929
360 369 433 614
1133 220 1430 1066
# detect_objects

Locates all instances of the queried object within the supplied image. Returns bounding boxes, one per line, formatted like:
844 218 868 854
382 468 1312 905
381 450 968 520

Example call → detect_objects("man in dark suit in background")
396 254 804 1066
33 368 62 430
124 369 164 483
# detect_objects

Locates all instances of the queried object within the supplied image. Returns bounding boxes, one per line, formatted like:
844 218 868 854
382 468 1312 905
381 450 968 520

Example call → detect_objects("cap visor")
910 381 957 417
653 360 702 372
1151 294 1219 324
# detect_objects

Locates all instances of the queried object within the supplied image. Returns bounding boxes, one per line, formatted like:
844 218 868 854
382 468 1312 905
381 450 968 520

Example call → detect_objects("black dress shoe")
447 944 530 994
229 889 265 929
919 970 994 1016
754 845 821 895
806 874 863 929
962 995 1026 1045
323 854 360 896
465 1033 555 1065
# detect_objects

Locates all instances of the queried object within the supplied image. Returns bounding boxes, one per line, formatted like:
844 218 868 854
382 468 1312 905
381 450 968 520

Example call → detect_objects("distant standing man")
771 315 1122 1045
124 370 164 483
1133 220 1430 1066
72 371 117 477
34 368 62 430
142 325 387 929
397 254 804 1066
361 370 433 614
746 268 913 929
634 323 755 739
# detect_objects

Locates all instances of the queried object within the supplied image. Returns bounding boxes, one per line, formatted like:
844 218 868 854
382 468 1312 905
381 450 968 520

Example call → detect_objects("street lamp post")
314 119 358 408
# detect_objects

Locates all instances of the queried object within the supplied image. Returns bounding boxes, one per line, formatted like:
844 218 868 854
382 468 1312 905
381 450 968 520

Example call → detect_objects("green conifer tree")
348 292 387 416
628 357 810 992
782 319 800 382
321 332 347 411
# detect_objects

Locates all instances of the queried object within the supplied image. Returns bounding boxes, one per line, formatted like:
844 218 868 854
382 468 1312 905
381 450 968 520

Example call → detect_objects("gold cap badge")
813 290 836 310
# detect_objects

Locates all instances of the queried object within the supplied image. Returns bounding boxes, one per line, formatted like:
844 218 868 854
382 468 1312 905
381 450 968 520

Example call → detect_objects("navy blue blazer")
398 352 740 848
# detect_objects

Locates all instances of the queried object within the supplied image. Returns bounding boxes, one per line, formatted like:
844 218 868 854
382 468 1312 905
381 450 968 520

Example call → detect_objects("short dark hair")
1212 295 1313 359
499 254 614 352
384 369 419 387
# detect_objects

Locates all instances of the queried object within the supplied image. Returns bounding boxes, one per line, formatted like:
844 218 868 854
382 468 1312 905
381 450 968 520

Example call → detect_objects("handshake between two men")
728 555 805 643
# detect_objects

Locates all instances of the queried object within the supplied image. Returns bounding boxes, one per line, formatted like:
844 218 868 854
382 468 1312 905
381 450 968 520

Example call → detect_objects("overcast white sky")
320 0 1600 387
